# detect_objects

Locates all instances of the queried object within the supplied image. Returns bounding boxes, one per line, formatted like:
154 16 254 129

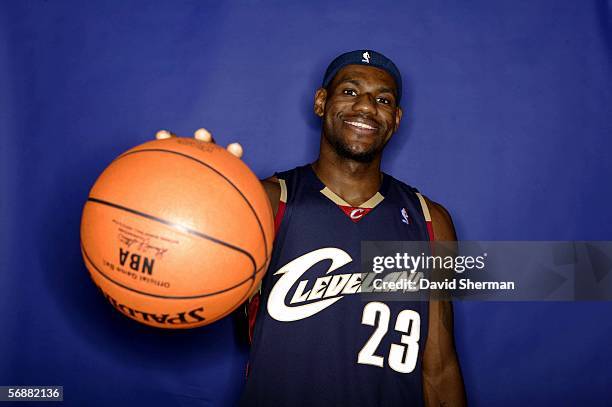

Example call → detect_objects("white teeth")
345 121 375 130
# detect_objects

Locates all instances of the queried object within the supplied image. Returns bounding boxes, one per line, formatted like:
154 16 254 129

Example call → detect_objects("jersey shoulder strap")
272 165 309 233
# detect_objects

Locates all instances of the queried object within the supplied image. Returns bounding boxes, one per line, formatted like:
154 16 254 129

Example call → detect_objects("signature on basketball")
177 138 216 152
118 233 168 258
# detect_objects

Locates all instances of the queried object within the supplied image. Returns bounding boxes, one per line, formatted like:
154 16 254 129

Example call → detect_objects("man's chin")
336 144 379 163
325 131 382 163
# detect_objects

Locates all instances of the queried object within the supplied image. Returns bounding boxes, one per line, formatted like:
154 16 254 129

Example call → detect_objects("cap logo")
322 50 402 103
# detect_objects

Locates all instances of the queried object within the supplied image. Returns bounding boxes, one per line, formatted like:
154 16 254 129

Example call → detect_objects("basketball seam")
88 196 257 270
115 147 270 276
84 197 263 297
82 241 267 300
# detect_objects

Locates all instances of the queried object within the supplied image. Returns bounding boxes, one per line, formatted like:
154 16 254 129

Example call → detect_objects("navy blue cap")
322 50 403 103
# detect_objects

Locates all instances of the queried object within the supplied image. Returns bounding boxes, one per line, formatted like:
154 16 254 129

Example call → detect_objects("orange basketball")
80 137 274 328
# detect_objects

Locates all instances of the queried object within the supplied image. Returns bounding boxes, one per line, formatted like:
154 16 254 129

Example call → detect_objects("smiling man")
239 50 467 406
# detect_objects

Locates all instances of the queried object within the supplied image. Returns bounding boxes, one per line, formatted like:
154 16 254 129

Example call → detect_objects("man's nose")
352 93 376 114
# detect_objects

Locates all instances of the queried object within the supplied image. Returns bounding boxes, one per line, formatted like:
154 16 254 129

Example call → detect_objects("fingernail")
194 128 212 142
156 130 171 139
227 143 243 158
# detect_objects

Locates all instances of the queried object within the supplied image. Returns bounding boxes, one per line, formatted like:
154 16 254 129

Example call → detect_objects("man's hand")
155 128 244 159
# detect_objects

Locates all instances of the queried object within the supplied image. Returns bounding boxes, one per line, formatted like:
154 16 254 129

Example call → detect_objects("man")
158 50 466 406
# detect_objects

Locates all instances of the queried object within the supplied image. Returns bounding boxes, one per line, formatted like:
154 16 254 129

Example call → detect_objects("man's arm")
235 176 279 344
260 176 280 217
422 198 467 407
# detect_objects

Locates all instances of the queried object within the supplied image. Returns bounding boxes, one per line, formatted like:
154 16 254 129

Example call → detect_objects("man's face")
315 64 402 163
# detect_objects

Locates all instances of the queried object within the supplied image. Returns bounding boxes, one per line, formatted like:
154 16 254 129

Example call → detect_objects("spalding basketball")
80 137 274 328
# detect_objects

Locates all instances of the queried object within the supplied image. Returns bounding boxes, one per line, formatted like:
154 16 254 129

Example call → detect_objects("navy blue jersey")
241 165 433 407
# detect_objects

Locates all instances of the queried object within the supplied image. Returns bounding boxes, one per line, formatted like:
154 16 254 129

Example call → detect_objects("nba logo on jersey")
401 207 411 224
361 51 371 63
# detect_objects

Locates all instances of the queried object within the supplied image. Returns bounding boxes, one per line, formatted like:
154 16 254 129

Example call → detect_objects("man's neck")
312 142 383 207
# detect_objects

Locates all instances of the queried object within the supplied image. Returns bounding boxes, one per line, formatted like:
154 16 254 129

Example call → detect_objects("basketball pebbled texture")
80 137 274 328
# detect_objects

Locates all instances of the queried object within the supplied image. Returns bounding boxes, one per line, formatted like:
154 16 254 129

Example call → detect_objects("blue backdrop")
1 1 612 405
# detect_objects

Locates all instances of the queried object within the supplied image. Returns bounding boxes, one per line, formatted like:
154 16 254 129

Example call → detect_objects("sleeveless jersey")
241 165 433 407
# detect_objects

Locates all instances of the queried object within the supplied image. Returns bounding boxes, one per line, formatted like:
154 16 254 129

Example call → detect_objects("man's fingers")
227 143 243 158
194 128 214 143
195 128 242 158
155 129 173 140
157 129 239 157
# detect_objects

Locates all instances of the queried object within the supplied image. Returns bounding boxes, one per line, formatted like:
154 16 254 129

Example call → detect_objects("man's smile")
343 118 379 133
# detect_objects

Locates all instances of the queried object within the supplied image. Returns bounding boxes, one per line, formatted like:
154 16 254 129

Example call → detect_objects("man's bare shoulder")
261 176 281 217
423 196 457 241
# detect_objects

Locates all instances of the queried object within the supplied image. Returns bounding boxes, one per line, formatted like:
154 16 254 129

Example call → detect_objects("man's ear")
314 88 327 117
394 106 403 131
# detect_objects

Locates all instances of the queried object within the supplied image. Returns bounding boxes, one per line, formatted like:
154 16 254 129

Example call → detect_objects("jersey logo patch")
401 207 411 225
267 248 423 322
362 51 371 63
268 248 352 322
339 206 372 223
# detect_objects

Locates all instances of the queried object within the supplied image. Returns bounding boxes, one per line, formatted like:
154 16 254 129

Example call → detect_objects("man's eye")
377 97 390 105
343 89 357 96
